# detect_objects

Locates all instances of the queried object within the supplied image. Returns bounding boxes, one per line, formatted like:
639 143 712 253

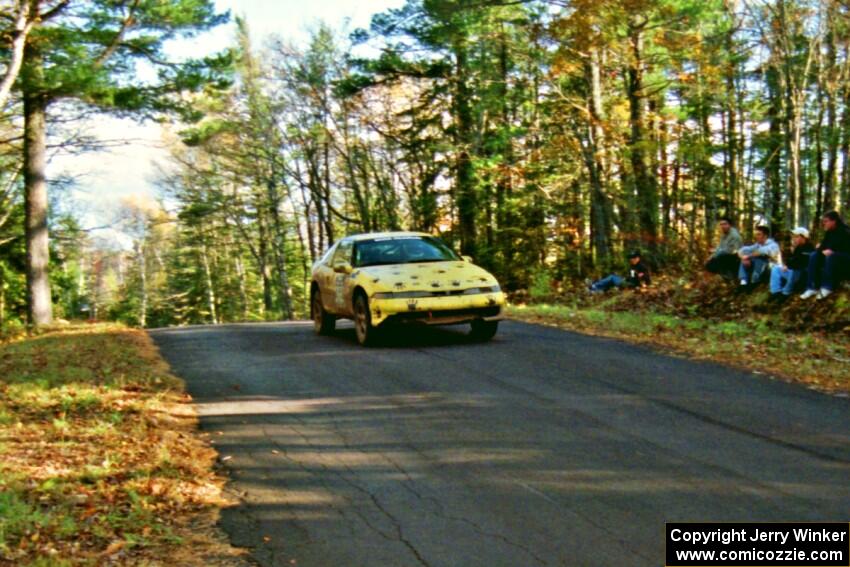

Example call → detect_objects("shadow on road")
150 321 850 566
328 322 495 349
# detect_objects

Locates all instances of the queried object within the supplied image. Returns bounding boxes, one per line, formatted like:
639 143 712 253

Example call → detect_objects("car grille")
391 306 501 322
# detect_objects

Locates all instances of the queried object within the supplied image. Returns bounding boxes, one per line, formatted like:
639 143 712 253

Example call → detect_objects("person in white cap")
769 227 814 302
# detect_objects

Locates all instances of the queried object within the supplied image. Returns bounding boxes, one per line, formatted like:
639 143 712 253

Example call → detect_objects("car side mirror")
462 255 473 263
334 262 353 274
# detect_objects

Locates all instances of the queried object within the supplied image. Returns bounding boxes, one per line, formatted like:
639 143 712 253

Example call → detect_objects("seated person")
590 251 651 293
705 217 743 279
769 227 814 301
737 225 781 290
800 210 850 300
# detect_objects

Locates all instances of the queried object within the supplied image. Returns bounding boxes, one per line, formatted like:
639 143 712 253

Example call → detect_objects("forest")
1 0 850 329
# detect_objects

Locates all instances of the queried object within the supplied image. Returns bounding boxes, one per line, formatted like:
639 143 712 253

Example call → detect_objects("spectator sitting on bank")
768 227 814 303
737 225 781 292
705 217 743 280
589 251 651 293
800 210 850 300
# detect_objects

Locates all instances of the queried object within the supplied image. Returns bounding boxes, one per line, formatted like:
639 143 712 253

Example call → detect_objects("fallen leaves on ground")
0 324 250 566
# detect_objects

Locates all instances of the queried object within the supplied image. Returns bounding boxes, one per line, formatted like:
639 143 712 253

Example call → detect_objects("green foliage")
20 1 232 116
529 268 553 299
0 490 47 551
5 0 848 328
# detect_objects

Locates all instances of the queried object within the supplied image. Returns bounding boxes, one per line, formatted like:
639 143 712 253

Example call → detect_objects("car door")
329 239 354 316
315 242 338 313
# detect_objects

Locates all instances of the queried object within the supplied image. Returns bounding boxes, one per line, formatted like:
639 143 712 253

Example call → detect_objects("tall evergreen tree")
16 0 230 325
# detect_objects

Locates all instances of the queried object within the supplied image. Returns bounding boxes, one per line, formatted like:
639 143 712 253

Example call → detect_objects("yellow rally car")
310 232 506 345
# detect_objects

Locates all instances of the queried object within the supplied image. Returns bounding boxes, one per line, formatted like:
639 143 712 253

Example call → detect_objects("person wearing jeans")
737 226 781 291
590 251 651 293
769 227 814 302
800 211 850 300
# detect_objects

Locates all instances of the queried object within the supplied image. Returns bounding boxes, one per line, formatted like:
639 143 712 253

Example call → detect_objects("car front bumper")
369 292 506 326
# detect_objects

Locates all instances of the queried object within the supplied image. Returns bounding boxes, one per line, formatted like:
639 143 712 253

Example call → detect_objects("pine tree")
16 0 230 326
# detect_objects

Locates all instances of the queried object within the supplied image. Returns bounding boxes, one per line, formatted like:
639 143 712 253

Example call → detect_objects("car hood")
353 261 500 292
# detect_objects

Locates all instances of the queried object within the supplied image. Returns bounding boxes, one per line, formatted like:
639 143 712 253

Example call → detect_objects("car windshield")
353 236 460 267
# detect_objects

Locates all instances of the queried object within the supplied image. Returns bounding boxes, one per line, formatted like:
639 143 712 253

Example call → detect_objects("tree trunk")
725 61 738 219
659 106 671 250
137 243 147 328
814 78 826 221
200 240 218 325
24 88 53 326
267 179 293 320
765 64 784 232
823 6 838 213
322 140 335 245
235 255 248 320
453 37 477 257
254 203 273 316
584 51 612 266
841 76 850 209
0 275 5 331
787 98 806 227
495 25 513 273
626 18 658 259
841 122 850 209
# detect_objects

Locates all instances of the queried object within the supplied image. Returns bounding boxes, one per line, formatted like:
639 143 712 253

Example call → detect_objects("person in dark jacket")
769 227 815 302
589 251 651 292
800 211 850 300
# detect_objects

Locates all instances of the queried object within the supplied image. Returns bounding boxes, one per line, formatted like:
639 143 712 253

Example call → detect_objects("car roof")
344 231 433 242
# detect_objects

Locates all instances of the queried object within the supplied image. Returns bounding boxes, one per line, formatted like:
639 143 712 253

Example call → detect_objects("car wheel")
353 293 377 346
469 319 498 341
312 292 336 335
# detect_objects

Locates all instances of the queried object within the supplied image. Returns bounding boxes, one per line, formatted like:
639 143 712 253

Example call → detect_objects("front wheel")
353 294 378 346
469 319 498 341
312 292 336 335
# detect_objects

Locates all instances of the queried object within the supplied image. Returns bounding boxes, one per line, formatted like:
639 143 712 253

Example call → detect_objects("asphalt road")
150 321 850 567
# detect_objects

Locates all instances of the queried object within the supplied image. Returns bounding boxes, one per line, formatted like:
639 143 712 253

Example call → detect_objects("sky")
51 0 404 240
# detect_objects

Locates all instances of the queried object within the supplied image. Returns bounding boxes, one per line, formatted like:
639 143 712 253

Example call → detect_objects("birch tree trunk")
235 255 249 321
585 49 612 265
200 240 218 325
137 243 147 328
0 0 34 109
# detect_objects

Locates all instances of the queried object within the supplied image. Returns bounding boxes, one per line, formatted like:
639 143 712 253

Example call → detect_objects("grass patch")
508 301 850 393
0 323 247 566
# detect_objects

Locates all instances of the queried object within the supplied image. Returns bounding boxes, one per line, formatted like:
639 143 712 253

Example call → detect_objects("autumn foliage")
0 324 247 566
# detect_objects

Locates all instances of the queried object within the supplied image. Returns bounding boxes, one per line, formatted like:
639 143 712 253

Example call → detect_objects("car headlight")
463 285 501 294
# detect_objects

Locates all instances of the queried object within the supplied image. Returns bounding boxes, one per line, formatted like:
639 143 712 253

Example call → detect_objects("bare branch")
93 0 142 69
38 0 71 22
